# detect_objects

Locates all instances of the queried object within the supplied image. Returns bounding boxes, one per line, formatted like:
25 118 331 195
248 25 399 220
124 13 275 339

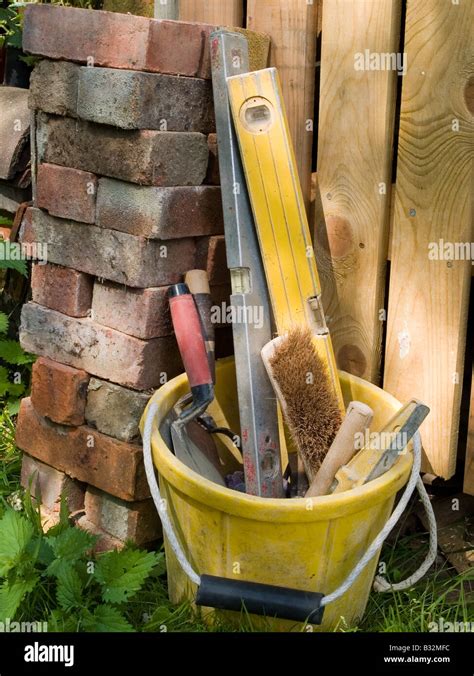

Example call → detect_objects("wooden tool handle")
185 269 211 295
306 401 373 497
168 284 213 393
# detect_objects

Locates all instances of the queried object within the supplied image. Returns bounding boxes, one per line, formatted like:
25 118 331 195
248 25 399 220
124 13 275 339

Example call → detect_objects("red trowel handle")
168 283 214 412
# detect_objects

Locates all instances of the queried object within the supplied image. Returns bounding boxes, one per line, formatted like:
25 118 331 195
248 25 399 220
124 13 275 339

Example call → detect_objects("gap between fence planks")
246 0 319 210
316 0 401 384
179 0 244 27
384 0 473 479
463 367 474 496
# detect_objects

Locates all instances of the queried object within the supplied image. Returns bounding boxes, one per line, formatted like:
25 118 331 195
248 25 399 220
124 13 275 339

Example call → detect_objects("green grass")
1 410 471 633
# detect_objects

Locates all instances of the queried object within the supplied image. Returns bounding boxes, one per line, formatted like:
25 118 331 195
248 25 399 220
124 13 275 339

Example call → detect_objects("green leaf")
0 510 34 577
82 605 134 633
56 566 83 611
0 382 25 398
0 313 8 335
0 242 27 276
6 398 21 417
0 577 38 622
95 549 158 604
46 528 96 576
0 340 35 365
47 609 80 633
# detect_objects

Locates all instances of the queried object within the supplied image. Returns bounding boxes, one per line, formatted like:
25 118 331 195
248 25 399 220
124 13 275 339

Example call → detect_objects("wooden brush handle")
306 401 373 497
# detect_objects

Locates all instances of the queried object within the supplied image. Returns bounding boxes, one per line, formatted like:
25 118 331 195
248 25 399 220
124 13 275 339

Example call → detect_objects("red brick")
21 454 85 512
196 235 230 285
31 356 89 426
31 263 93 318
146 19 213 78
23 4 214 77
37 164 97 224
23 5 150 71
16 398 149 502
20 303 182 391
84 487 161 545
92 281 171 340
205 133 220 185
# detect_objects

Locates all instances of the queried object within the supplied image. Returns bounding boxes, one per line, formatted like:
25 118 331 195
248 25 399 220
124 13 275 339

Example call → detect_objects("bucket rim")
142 358 413 523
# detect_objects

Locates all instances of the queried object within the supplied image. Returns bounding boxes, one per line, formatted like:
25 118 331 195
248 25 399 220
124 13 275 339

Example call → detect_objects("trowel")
168 283 225 486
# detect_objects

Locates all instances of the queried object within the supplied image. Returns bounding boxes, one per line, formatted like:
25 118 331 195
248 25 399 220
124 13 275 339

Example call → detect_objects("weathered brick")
196 235 230 285
84 486 160 545
36 114 208 187
29 60 78 117
205 133 220 185
23 5 151 72
92 281 172 340
76 516 125 552
31 356 89 426
85 378 151 442
16 398 149 502
31 262 93 317
23 4 216 77
21 208 196 288
96 179 223 239
20 303 182 390
37 163 97 224
146 19 214 78
0 87 30 181
21 454 85 512
77 67 215 132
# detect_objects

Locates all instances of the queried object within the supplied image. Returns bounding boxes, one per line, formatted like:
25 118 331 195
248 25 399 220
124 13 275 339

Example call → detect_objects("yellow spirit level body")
227 67 344 413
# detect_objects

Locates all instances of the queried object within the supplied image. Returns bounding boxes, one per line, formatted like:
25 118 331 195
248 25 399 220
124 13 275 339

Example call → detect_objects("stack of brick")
15 4 268 549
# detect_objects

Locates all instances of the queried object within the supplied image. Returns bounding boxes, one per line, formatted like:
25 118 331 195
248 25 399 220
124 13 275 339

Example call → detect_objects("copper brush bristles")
267 326 343 480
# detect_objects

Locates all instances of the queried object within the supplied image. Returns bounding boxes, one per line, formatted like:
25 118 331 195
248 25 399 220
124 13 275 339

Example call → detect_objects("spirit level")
227 67 344 413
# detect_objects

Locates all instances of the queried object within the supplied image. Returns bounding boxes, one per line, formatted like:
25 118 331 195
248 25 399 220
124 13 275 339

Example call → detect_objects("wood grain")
463 367 474 495
179 0 243 26
384 0 473 478
316 0 401 383
246 0 318 208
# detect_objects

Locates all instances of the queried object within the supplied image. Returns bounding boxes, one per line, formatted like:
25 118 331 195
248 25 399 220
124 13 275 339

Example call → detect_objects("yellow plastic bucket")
144 356 412 631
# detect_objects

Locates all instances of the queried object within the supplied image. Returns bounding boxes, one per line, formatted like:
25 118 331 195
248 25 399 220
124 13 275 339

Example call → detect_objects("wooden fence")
172 0 473 489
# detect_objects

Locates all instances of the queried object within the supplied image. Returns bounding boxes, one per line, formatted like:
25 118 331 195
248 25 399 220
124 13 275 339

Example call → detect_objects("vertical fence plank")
316 0 401 383
384 0 473 478
246 0 318 209
179 0 244 27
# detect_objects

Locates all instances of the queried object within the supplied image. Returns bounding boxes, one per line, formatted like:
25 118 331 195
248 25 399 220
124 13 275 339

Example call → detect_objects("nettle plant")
0 225 35 415
0 500 164 632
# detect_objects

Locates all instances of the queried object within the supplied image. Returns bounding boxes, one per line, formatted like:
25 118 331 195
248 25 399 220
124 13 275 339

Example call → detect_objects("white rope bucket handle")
143 402 437 607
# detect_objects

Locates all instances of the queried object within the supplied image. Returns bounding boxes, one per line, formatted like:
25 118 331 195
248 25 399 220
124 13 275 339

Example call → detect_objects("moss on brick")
102 0 154 17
